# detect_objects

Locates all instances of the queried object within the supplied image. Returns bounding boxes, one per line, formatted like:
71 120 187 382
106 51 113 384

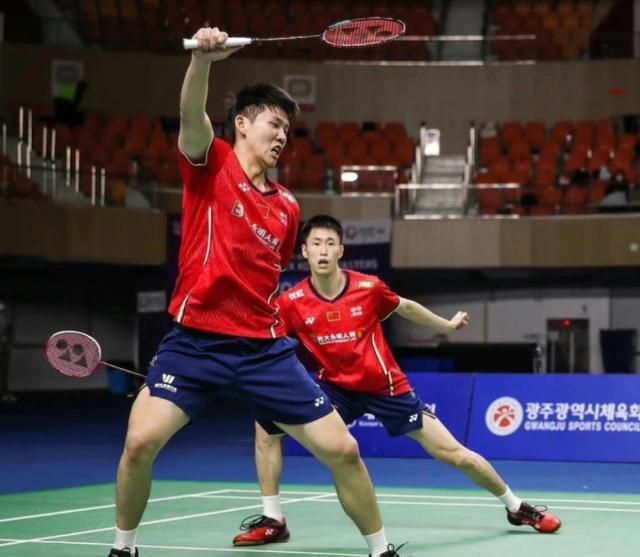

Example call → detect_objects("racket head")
322 17 406 48
45 330 102 378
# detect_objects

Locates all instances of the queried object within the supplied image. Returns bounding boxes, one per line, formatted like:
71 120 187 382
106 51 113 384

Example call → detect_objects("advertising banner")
467 374 640 462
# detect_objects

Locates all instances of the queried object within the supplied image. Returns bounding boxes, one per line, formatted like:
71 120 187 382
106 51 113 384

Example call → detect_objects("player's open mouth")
270 145 282 156
318 259 329 267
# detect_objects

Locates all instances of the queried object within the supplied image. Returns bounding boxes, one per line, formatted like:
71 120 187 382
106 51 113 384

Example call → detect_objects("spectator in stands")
600 171 630 208
570 166 590 187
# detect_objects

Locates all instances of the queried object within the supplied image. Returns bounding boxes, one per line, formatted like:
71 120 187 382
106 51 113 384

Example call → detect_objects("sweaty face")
302 227 344 277
238 107 289 168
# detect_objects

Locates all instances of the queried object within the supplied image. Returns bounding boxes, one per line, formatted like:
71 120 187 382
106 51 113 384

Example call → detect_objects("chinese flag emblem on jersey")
326 311 341 322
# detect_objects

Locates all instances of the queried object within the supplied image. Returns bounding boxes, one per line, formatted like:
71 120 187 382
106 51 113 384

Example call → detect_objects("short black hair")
226 83 299 143
301 214 344 244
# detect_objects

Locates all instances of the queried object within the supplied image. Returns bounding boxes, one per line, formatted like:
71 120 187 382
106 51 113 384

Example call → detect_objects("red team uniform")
146 139 333 425
170 138 299 338
278 270 410 396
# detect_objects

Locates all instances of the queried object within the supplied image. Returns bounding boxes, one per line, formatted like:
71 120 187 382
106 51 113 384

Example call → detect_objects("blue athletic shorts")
261 380 433 437
146 325 333 425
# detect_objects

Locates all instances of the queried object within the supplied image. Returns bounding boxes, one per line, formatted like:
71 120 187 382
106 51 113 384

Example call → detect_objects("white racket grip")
182 37 252 50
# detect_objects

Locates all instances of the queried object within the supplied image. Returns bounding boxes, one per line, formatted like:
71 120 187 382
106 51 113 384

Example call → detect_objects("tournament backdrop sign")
285 372 474 458
467 374 640 463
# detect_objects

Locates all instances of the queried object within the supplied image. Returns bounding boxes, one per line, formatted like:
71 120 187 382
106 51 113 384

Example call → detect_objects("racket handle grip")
182 37 252 50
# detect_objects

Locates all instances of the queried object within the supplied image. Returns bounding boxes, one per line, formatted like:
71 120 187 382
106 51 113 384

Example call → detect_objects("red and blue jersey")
277 270 410 396
168 138 300 338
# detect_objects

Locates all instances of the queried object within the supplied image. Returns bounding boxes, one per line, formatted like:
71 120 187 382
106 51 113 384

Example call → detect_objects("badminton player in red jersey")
108 28 404 557
232 215 562 547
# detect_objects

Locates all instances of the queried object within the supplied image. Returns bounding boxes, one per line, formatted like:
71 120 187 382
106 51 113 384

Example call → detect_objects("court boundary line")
0 488 233 524
0 492 335 550
0 539 362 556
205 489 640 506
2 485 638 528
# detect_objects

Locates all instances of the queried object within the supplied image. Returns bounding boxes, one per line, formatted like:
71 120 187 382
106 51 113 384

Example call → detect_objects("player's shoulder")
213 137 233 154
273 181 299 209
347 270 382 291
282 277 309 304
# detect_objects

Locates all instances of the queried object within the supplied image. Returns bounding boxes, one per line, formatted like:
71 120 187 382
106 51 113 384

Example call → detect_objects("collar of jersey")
307 270 350 303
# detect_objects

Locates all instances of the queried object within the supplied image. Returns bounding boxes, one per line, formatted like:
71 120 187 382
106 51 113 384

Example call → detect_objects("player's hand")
190 27 243 61
448 311 469 331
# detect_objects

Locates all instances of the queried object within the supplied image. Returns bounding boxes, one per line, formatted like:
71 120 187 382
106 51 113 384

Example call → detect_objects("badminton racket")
183 17 405 50
45 330 145 379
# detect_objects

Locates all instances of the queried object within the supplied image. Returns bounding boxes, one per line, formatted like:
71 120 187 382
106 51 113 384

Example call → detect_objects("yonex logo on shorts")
162 374 175 384
409 413 419 423
314 396 325 407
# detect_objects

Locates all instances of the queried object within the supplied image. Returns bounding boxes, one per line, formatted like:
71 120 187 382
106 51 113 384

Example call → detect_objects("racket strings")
46 332 101 378
323 18 405 47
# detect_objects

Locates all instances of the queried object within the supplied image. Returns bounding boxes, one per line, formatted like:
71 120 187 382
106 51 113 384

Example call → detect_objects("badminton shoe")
232 515 290 546
506 502 561 533
107 548 139 557
370 542 409 557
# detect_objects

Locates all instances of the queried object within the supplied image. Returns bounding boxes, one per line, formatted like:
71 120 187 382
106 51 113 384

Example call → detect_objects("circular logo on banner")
485 397 523 436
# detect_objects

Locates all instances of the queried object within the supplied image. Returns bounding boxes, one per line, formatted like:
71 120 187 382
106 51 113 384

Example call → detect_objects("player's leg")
232 423 289 546
110 326 235 556
407 410 509 494
255 421 285 500
109 386 190 556
243 338 404 557
407 411 561 533
278 412 398 557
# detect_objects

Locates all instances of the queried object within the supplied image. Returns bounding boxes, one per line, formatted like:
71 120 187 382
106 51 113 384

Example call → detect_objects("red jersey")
277 270 410 396
169 138 300 338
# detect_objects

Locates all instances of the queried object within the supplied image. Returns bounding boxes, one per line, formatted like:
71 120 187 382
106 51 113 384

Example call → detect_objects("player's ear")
301 243 308 260
338 244 344 260
235 114 247 137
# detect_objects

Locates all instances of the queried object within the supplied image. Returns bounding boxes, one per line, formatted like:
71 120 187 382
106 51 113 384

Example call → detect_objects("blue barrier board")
467 374 640 463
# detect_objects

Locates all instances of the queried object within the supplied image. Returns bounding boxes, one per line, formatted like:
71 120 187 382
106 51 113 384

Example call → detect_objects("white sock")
262 494 283 521
498 486 522 512
364 527 388 557
113 526 137 551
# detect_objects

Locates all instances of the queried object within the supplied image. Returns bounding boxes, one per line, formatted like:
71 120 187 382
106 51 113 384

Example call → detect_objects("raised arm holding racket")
46 23 409 557
182 17 405 51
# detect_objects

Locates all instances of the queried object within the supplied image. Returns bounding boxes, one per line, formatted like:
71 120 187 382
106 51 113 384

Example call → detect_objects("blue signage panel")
285 373 474 458
467 374 640 463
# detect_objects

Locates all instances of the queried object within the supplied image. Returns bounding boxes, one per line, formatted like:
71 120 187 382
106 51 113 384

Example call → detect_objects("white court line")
0 488 232 524
218 489 640 506
197 492 640 513
0 492 335 551
286 498 640 513
0 539 362 556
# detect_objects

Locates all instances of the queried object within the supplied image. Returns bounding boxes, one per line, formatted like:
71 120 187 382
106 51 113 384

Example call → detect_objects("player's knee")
123 430 163 464
323 434 361 467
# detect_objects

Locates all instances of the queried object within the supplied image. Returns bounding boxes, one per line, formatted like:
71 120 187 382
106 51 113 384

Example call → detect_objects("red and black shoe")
232 514 290 546
506 502 562 533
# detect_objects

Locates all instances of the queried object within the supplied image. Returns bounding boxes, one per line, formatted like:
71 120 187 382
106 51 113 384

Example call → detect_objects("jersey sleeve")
177 137 230 190
279 199 300 270
376 278 401 321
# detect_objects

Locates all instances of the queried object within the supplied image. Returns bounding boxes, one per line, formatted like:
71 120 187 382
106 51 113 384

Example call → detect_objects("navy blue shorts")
261 380 432 437
146 326 333 425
